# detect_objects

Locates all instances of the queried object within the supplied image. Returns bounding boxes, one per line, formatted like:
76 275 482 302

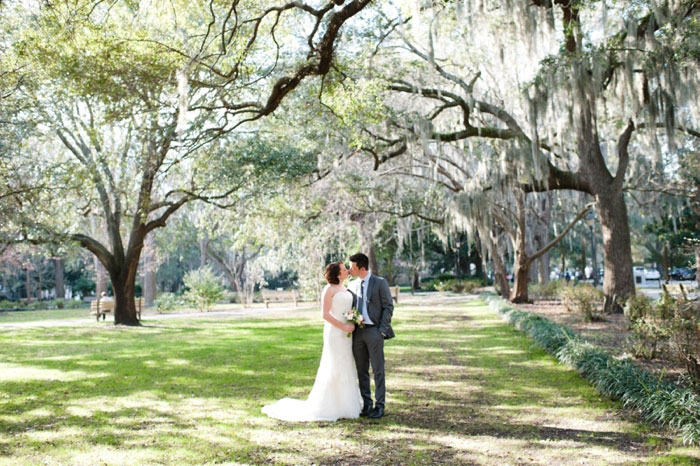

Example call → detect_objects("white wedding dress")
262 288 363 421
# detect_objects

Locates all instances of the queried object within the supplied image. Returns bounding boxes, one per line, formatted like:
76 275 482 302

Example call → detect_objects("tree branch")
527 202 594 264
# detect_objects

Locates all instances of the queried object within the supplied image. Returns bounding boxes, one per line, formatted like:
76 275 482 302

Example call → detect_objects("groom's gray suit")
352 273 394 410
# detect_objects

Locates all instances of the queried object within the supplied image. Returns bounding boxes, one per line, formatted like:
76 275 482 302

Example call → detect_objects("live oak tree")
1 0 372 325
363 0 700 311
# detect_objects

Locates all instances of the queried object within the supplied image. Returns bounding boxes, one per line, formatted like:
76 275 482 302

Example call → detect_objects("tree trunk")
199 233 209 268
454 239 461 278
53 258 65 299
561 250 566 280
386 256 395 286
538 254 550 284
112 275 139 325
695 248 700 288
142 237 157 307
510 256 531 303
537 192 552 285
111 254 141 325
493 257 510 299
95 258 108 298
481 226 509 298
580 237 586 280
510 211 531 303
529 261 538 283
37 264 43 300
25 265 32 302
143 263 156 308
369 242 379 275
412 268 420 290
107 226 146 325
472 239 486 280
597 189 636 313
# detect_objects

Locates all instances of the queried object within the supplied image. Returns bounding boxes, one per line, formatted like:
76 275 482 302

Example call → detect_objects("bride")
262 262 363 422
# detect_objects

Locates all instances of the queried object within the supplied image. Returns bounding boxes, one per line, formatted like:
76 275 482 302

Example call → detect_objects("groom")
348 252 394 419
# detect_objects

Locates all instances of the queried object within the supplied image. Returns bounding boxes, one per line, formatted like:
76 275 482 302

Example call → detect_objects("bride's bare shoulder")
322 284 339 299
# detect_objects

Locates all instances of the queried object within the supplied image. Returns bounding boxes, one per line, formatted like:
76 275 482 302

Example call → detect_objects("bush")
624 294 699 377
655 293 677 320
433 280 454 292
462 280 481 293
431 278 481 293
626 319 669 360
624 294 653 323
224 290 241 304
669 300 700 390
560 283 604 322
0 300 19 310
183 266 225 312
486 293 700 446
155 292 182 313
529 280 566 300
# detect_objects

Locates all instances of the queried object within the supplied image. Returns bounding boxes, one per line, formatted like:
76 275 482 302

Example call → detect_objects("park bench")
90 297 144 321
261 289 299 308
389 286 400 303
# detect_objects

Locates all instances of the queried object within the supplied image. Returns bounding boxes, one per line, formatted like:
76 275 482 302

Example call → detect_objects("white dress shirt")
359 273 374 325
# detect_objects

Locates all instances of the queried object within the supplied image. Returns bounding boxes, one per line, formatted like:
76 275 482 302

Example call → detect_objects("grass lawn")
0 307 89 323
0 295 698 465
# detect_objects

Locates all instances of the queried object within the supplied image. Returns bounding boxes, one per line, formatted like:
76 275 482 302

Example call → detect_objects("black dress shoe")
368 406 384 419
360 405 373 417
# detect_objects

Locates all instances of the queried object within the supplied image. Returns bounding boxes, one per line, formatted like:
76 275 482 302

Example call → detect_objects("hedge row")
484 293 700 445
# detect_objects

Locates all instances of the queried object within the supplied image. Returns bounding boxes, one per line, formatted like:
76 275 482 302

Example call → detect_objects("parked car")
670 267 686 280
670 267 697 281
633 266 660 284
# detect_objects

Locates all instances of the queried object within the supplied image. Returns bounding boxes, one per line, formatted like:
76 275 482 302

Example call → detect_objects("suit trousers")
352 325 385 409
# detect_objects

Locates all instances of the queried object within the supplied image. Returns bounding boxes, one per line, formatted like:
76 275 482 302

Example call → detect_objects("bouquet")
343 309 364 337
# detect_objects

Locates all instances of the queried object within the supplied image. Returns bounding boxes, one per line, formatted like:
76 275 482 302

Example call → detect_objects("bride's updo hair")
324 262 342 285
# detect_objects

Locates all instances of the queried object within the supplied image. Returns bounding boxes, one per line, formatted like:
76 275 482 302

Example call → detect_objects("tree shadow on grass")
0 300 694 464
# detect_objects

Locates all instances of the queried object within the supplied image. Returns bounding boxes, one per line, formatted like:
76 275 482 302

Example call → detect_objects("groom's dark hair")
349 253 369 271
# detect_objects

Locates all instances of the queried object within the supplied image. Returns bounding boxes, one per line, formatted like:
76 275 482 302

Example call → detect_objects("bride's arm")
322 287 354 332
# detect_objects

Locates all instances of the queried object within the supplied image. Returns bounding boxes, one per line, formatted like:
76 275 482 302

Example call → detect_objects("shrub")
655 293 676 320
529 280 566 300
669 300 700 390
0 300 17 310
486 293 700 446
560 283 604 322
422 274 456 291
433 280 453 292
624 294 699 374
462 280 481 293
432 278 481 293
56 300 65 309
626 319 669 360
183 266 225 312
224 290 241 304
624 294 653 323
155 292 182 313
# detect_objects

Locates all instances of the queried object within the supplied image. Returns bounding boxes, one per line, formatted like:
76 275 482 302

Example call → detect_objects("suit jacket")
353 274 395 340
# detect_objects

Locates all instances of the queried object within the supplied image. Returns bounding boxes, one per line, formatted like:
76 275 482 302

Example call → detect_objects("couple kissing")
262 253 395 422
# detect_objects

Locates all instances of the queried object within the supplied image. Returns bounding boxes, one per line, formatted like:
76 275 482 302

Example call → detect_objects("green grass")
0 297 698 464
0 306 89 323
